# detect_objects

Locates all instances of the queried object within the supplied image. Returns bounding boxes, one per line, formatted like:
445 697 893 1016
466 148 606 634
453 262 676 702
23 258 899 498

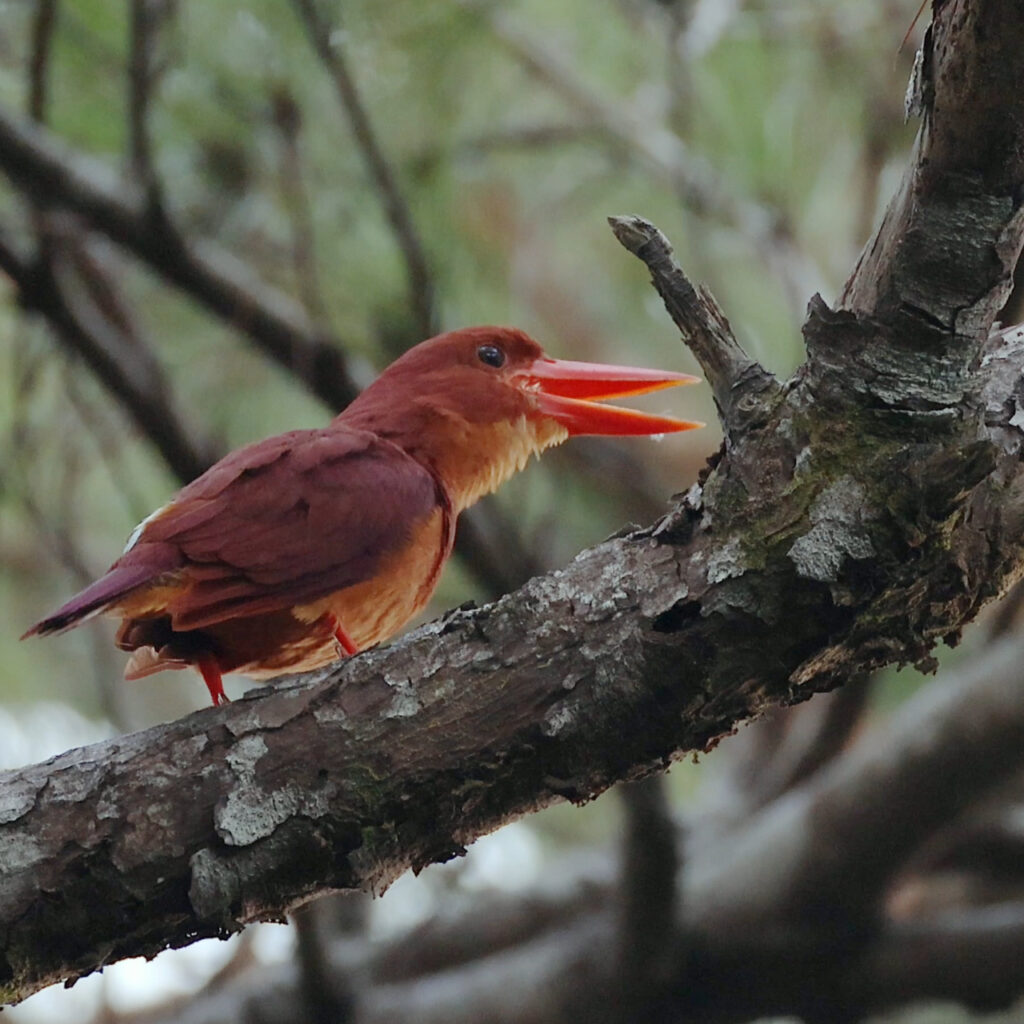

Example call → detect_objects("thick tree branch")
842 0 1024 326
5 631 1024 1016
4 0 1024 1006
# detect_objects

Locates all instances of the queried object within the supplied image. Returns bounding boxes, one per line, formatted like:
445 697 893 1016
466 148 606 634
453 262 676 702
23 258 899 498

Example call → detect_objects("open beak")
522 357 703 436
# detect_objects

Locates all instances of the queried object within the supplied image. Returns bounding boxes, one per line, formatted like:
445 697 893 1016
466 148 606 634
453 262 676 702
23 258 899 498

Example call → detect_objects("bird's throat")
425 414 569 513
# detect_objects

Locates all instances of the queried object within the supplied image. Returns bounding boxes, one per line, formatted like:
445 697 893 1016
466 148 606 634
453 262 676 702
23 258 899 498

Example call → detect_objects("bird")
23 326 702 706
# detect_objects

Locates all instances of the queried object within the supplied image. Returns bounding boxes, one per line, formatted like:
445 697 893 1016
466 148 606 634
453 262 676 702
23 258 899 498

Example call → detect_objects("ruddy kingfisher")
24 327 702 705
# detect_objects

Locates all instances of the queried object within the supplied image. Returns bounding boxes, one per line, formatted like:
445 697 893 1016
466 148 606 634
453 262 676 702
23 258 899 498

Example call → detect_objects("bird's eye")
477 344 506 368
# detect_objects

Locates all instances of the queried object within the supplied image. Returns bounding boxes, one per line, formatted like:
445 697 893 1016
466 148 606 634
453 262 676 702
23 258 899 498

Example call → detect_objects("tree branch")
614 777 680 1020
608 213 778 434
847 903 1024 1015
842 0 1024 327
70 635 1024 1023
27 0 59 123
0 217 217 483
457 0 821 315
270 87 331 328
290 0 436 342
127 0 169 205
292 897 360 1024
0 105 362 411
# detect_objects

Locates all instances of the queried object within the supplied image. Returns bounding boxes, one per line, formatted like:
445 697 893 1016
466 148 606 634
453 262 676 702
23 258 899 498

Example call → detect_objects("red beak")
521 357 703 436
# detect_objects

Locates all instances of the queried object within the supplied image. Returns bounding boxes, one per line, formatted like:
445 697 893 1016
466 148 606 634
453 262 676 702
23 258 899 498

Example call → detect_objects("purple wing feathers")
22 425 440 639
21 546 181 638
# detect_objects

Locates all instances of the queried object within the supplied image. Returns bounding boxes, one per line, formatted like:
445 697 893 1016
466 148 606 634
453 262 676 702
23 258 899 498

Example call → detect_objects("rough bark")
3 0 1024 1006
83 634 1024 1024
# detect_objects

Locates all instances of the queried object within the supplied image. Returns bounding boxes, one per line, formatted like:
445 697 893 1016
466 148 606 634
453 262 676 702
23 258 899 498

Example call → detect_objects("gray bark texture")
54 633 1024 1024
3 0 1024 1007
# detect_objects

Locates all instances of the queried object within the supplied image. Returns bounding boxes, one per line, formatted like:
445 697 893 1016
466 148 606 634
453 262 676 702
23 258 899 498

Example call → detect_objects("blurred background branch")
291 0 437 346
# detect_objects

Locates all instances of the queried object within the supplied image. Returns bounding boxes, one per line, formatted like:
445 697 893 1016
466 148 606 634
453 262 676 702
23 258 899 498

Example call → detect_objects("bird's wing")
116 426 444 630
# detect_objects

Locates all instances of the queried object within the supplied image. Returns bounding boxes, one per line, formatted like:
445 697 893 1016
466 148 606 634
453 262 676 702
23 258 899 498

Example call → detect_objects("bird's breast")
243 502 452 677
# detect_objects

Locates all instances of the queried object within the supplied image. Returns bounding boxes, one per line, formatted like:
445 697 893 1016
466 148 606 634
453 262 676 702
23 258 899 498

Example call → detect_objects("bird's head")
340 327 702 509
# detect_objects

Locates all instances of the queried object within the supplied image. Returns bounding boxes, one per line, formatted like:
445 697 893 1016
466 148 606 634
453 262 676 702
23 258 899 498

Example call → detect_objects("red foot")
325 614 358 657
197 657 230 706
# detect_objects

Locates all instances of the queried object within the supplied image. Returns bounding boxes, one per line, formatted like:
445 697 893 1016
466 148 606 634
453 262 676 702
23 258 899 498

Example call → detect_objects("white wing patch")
123 503 169 553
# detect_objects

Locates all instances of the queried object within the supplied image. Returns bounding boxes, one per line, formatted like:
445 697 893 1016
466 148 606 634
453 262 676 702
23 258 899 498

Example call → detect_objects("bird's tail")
123 646 189 679
21 564 161 639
